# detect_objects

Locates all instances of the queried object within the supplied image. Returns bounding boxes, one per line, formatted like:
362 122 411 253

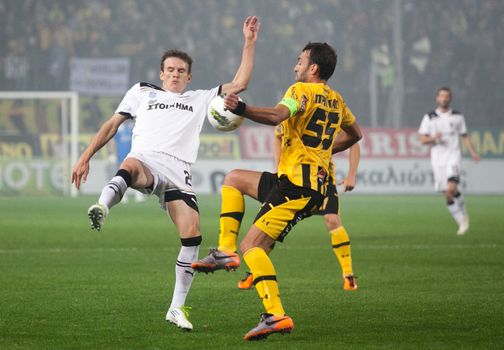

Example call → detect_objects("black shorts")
316 177 339 216
258 172 339 216
254 172 324 242
164 190 199 213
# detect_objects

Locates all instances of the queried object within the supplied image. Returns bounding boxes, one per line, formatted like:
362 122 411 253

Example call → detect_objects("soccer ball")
207 95 244 132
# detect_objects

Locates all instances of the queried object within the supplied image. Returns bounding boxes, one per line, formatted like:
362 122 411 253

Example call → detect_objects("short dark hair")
302 42 337 81
160 49 193 73
437 86 452 97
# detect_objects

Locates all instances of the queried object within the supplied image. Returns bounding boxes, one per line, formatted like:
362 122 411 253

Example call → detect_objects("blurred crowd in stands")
1 0 502 130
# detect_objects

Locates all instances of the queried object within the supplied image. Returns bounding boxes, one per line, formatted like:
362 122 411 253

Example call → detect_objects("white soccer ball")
207 95 244 132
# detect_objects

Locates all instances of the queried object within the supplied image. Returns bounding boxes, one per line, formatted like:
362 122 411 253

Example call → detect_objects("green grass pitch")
1 195 503 349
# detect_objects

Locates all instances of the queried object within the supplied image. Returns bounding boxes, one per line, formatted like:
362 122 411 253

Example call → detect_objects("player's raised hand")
243 16 260 43
223 93 240 111
71 159 89 190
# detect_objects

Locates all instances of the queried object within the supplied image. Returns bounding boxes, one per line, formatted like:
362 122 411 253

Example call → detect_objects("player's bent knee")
120 158 139 172
447 184 458 194
445 185 457 197
120 158 155 189
324 214 341 231
223 170 242 188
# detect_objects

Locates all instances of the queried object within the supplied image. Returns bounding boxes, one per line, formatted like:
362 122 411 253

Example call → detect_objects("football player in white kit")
418 87 480 235
71 16 260 330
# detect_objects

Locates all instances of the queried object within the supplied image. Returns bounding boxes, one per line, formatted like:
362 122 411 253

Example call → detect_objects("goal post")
0 91 79 197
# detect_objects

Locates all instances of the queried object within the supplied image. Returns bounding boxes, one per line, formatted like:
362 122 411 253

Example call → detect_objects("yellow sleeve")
341 104 356 126
278 83 307 117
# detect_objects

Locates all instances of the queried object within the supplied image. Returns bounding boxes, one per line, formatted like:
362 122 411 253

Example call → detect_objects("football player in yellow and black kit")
192 42 362 340
236 125 360 291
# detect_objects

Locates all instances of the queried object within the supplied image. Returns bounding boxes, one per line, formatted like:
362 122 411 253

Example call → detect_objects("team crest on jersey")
300 95 308 112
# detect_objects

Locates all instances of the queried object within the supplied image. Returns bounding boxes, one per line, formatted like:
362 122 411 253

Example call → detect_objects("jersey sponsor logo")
147 102 194 112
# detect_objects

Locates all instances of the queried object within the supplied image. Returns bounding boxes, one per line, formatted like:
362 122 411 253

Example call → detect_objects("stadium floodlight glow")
0 91 79 197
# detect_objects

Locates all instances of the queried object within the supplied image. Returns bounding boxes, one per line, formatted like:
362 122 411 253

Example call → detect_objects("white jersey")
418 108 468 166
115 82 220 164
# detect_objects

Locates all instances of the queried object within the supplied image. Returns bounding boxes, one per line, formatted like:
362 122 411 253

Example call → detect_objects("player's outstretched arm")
338 142 360 192
332 123 362 154
71 113 127 190
223 93 290 126
221 16 260 95
462 134 481 161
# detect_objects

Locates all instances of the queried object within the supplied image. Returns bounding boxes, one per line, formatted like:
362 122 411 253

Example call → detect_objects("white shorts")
125 151 198 211
432 162 461 192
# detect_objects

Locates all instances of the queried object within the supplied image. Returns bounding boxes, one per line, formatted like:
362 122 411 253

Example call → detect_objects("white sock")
447 201 464 225
98 175 128 210
169 237 201 309
454 192 467 218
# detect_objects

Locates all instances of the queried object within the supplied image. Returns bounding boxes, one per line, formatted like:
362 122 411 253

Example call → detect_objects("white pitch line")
0 244 499 254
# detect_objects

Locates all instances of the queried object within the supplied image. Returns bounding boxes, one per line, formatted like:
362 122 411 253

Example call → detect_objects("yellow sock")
243 247 285 316
217 185 244 252
330 226 353 276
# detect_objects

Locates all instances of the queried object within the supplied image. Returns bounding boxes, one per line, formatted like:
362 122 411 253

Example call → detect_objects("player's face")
436 90 451 109
294 51 313 82
160 57 192 93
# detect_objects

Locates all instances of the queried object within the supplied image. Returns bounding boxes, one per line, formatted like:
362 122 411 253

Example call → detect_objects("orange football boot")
244 313 294 341
191 248 240 273
343 275 358 291
237 272 254 290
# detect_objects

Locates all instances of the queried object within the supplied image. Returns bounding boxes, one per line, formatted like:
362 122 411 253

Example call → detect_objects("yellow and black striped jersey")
277 82 355 193
275 118 338 186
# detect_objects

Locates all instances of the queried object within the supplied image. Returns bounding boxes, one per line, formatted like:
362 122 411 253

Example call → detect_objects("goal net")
0 91 79 197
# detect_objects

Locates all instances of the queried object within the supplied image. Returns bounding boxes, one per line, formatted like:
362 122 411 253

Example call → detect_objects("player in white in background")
71 16 260 331
418 87 480 235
